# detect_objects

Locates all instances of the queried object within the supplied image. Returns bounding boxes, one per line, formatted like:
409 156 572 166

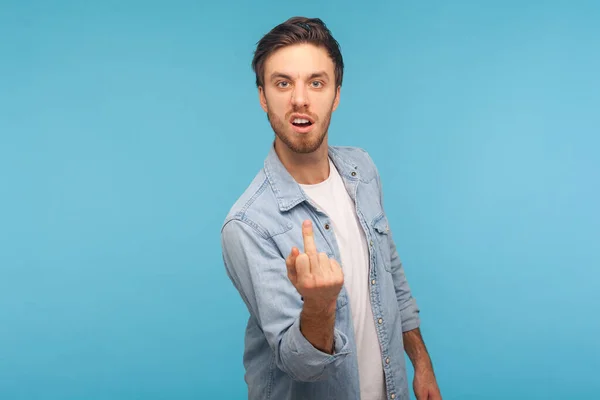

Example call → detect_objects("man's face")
259 43 340 154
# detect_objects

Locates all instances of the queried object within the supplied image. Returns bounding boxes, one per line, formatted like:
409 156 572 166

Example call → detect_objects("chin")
289 134 326 154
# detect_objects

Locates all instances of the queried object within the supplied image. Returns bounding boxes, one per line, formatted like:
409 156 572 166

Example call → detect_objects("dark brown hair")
251 16 344 89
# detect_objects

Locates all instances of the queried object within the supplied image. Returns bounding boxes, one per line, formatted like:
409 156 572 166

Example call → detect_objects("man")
220 16 442 400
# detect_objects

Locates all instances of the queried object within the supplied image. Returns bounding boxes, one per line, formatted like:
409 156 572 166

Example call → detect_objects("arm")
403 327 434 371
300 300 336 354
365 149 442 398
221 218 350 382
404 328 442 399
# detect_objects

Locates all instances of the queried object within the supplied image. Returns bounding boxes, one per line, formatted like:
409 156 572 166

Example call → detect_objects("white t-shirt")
300 157 386 400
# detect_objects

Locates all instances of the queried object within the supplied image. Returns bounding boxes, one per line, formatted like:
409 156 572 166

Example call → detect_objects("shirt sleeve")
221 218 351 382
363 149 421 332
387 231 421 332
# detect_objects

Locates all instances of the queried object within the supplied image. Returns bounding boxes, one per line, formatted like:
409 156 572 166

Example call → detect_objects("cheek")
315 99 334 115
266 89 289 103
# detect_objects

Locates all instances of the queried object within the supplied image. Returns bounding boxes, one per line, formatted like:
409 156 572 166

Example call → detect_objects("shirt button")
391 394 396 399
325 223 330 230
378 318 383 324
370 240 373 247
385 357 390 364
351 171 357 176
371 279 376 285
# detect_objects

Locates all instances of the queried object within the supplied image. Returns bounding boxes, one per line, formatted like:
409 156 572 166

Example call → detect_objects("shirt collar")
263 141 360 212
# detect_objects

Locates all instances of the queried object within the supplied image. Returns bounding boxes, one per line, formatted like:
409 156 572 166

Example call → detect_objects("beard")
267 104 334 154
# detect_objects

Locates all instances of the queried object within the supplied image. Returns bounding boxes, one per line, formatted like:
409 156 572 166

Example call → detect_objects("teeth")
293 118 310 124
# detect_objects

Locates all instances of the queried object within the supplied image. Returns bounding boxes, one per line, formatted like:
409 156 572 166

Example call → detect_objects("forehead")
264 43 334 78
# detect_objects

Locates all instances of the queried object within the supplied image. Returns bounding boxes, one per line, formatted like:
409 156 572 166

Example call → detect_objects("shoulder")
220 169 291 242
221 169 266 233
330 145 381 178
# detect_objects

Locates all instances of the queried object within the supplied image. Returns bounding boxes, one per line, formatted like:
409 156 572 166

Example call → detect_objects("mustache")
286 110 318 122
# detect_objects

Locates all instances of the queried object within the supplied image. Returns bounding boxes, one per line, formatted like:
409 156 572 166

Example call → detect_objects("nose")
291 83 309 108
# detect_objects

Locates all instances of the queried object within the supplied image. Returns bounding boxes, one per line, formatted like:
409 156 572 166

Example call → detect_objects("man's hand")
413 367 442 400
285 220 344 311
285 220 343 354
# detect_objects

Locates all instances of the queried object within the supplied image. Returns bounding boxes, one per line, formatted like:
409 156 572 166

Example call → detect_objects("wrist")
302 298 336 317
414 358 434 373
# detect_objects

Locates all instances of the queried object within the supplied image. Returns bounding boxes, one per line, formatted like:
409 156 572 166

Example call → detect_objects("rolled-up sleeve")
221 218 351 382
387 236 421 332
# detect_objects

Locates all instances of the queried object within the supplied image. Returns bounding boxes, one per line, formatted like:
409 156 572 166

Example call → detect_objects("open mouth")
291 118 314 128
289 115 315 133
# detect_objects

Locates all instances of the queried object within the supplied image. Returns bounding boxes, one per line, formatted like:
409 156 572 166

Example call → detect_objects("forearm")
222 219 350 383
299 300 336 354
403 327 433 370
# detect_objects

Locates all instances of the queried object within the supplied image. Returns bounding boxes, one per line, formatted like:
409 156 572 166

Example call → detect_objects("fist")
285 220 344 308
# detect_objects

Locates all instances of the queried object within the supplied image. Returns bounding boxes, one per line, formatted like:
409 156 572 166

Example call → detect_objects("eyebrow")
308 71 330 81
269 71 331 82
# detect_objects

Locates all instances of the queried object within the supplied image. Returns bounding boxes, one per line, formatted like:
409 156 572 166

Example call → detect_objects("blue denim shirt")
221 143 420 400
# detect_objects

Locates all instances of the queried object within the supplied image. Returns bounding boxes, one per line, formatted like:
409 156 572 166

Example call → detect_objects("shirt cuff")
399 297 421 332
281 315 351 381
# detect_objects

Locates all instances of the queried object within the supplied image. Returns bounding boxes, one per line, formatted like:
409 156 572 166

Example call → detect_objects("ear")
332 85 341 112
258 86 268 113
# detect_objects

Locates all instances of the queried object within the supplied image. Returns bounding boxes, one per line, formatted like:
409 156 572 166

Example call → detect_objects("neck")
274 137 330 185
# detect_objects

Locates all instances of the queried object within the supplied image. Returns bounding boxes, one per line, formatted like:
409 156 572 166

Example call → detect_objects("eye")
310 81 323 88
276 81 290 88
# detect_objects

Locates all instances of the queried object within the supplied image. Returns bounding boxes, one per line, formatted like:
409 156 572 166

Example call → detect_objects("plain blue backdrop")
1 1 598 399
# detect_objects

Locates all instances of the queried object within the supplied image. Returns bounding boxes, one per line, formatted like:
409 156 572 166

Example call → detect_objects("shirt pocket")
372 213 393 273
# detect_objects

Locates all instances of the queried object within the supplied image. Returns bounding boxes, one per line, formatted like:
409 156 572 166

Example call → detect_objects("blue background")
1 1 598 399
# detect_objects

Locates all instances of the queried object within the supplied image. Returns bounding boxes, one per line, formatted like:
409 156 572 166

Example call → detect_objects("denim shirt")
220 143 420 400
